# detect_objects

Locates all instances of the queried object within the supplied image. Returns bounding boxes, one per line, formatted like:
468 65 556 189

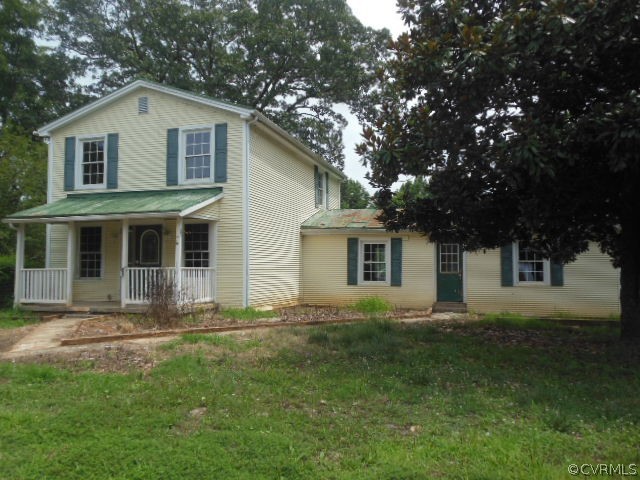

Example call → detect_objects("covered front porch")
5 188 223 310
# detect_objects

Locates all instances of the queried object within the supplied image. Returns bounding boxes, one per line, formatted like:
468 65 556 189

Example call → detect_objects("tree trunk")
619 216 640 340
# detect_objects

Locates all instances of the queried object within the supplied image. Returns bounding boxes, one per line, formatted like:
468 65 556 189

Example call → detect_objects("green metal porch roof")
5 188 222 221
302 209 384 230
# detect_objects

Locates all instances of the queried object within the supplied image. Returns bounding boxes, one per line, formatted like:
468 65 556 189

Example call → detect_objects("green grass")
0 308 40 329
478 311 562 330
220 306 278 321
1 319 638 479
351 296 393 315
161 333 262 352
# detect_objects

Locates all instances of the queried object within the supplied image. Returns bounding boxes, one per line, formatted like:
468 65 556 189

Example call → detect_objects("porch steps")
432 302 468 313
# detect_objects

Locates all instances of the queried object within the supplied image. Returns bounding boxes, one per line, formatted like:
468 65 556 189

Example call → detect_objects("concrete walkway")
1 316 88 359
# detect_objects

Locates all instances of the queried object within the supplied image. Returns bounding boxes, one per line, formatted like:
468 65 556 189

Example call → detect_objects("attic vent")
138 96 149 114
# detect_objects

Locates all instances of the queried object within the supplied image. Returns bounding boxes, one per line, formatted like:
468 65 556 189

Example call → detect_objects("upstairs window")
315 168 325 207
77 137 106 188
182 128 213 182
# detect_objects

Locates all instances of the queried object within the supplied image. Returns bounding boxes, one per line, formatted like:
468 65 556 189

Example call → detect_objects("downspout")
241 113 260 307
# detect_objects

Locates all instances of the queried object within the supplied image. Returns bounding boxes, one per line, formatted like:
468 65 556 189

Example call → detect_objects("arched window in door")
139 229 160 266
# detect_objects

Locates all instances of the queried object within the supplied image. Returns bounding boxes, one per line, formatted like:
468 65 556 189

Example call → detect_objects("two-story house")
5 80 342 310
5 80 621 318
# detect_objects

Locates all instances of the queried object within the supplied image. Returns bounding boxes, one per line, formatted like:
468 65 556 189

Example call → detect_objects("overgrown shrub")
221 307 277 321
0 255 15 307
144 273 183 328
352 296 393 315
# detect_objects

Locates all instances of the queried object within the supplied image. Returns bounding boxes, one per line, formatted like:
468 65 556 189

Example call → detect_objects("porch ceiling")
4 187 223 223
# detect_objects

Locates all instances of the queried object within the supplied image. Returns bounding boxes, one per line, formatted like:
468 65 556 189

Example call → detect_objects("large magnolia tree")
358 0 640 339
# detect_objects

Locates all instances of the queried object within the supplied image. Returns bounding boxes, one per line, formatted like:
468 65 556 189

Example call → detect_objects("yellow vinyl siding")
48 224 67 268
328 176 340 209
49 88 241 197
190 201 220 220
465 243 620 317
302 233 435 309
47 87 244 306
248 128 324 307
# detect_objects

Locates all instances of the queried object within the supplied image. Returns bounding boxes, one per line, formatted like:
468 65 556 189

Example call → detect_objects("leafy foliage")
340 178 371 208
48 0 391 168
359 0 640 338
0 129 48 264
0 0 84 131
0 0 84 265
352 296 393 315
391 176 430 209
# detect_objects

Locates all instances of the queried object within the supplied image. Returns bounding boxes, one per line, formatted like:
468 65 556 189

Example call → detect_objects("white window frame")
513 242 550 285
183 221 214 268
179 125 215 185
77 224 104 279
75 134 108 190
358 238 390 285
316 170 326 209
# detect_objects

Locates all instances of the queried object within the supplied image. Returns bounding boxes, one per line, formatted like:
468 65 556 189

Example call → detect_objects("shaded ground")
5 316 637 374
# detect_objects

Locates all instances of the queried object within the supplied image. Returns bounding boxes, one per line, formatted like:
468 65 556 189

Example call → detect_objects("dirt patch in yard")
14 328 299 374
69 305 434 340
0 325 38 353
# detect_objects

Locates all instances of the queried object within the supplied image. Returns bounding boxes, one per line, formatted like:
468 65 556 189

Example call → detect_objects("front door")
437 243 463 302
128 225 162 267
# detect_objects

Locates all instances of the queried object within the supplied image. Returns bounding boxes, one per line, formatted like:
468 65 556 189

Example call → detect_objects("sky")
342 0 406 192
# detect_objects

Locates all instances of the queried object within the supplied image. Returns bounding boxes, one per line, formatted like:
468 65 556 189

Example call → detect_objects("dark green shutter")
106 133 118 189
500 244 514 287
64 136 75 191
314 166 320 206
325 172 329 208
550 262 564 286
166 128 179 186
214 123 227 183
347 238 358 285
390 238 402 286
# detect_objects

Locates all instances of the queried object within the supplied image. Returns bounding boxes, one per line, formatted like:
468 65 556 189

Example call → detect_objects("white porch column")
13 224 25 308
175 217 183 297
120 219 129 308
66 222 75 306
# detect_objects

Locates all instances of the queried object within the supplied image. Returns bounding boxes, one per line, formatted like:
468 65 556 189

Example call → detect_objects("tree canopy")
48 0 390 168
0 0 83 264
1 0 84 132
359 0 640 338
340 178 371 209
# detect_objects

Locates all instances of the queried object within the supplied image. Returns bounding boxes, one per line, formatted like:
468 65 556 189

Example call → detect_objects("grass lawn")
1 318 638 479
0 308 40 329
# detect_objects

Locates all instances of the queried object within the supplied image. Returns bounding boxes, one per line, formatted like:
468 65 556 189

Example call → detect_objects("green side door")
437 243 463 302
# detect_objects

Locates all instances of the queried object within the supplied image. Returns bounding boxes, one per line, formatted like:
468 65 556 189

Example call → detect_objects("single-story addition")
300 209 620 317
2 79 621 317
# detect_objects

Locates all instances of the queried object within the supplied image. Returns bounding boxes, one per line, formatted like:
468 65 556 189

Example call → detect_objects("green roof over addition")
302 209 384 230
5 188 222 222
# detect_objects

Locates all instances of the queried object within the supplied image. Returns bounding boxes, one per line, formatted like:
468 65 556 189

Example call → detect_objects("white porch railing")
20 268 67 303
180 268 216 303
124 267 215 304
